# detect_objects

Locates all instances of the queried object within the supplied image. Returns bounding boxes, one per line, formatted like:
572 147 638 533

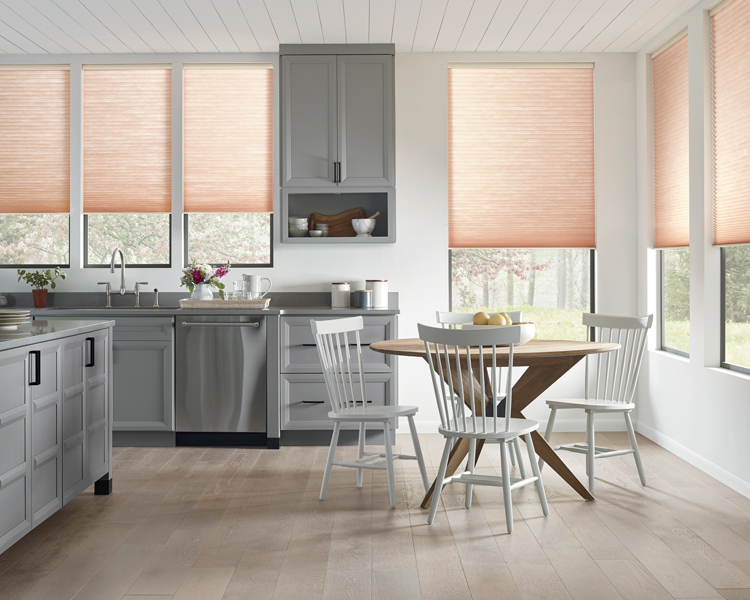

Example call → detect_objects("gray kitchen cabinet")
112 317 174 432
281 48 395 188
278 315 397 434
0 347 32 554
62 328 111 503
30 341 63 527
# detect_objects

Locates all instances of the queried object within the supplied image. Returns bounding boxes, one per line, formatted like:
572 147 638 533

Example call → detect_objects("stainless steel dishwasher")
175 315 266 445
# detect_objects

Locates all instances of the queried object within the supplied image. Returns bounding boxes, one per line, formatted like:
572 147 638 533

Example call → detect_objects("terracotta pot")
32 289 48 308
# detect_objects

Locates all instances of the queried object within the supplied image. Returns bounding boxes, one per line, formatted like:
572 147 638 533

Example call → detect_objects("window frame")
720 247 750 375
659 248 689 357
82 213 173 268
182 213 274 269
448 248 597 324
0 215 71 269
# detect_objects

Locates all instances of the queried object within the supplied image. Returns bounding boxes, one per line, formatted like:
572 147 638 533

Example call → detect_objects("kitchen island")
0 318 114 555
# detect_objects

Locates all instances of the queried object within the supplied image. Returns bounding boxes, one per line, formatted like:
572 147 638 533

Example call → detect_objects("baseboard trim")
637 421 750 499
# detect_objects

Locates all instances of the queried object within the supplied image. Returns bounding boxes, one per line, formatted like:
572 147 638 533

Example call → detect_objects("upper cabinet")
281 45 395 188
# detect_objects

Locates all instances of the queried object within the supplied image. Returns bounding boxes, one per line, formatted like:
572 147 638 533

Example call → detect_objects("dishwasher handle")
181 321 261 328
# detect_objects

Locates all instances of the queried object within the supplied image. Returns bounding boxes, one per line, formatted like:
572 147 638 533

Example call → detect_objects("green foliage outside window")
724 245 750 368
662 248 690 353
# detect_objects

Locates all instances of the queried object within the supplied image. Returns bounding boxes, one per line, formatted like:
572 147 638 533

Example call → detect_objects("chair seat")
329 404 419 421
438 417 539 440
546 398 635 412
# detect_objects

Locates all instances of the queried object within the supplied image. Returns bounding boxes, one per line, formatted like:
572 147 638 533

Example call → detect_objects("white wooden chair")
312 316 429 508
436 311 525 472
418 323 548 533
539 313 654 494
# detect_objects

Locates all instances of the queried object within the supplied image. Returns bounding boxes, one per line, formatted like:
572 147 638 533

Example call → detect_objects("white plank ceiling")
0 0 703 55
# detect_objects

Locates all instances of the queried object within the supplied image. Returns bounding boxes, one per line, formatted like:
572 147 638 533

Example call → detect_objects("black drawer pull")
86 337 95 368
301 343 370 347
29 350 41 386
302 400 325 404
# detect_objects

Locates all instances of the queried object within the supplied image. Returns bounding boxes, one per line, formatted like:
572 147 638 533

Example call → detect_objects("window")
83 66 172 266
0 67 70 266
183 65 273 266
652 33 689 355
448 64 595 338
712 0 750 371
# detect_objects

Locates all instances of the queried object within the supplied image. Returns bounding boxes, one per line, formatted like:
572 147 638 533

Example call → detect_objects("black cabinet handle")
29 350 41 386
302 400 325 404
86 337 95 368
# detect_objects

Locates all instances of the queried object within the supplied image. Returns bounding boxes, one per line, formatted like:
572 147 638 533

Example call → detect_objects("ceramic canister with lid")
365 280 388 308
331 282 351 308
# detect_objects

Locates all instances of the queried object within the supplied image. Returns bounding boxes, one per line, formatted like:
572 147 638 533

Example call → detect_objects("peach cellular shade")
183 67 273 213
653 34 689 249
712 0 750 246
448 66 595 249
83 68 172 213
0 69 70 213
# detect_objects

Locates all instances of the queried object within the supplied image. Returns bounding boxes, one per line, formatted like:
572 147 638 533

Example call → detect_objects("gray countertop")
0 318 115 352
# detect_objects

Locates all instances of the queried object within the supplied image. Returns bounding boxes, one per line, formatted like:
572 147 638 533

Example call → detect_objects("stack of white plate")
0 309 31 329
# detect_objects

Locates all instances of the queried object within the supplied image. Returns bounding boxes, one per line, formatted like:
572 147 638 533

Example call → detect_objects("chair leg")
383 421 396 509
428 438 452 525
408 415 429 493
539 407 557 472
356 421 366 488
320 422 341 501
500 439 513 534
586 411 595 494
514 438 526 478
465 438 476 509
625 412 647 486
525 433 549 517
510 439 517 466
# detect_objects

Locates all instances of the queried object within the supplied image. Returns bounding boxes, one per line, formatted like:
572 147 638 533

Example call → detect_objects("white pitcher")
243 275 272 299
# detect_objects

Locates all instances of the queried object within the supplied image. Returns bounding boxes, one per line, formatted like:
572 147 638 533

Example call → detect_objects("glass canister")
331 282 351 308
366 279 388 309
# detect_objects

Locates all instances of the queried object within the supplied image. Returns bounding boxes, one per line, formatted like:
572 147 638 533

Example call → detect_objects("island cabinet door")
0 347 31 554
30 341 63 528
84 330 109 482
61 336 86 503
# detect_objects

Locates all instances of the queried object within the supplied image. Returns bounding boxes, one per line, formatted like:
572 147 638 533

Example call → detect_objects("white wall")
0 51 639 434
635 0 750 497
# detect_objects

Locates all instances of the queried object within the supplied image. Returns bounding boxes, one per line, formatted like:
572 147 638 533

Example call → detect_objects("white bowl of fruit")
462 311 535 345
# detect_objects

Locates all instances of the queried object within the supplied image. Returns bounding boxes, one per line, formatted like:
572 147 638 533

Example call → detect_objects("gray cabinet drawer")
281 316 395 373
112 317 173 341
280 373 392 431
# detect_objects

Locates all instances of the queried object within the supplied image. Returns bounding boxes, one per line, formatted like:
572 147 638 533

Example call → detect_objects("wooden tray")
179 298 270 310
309 207 366 237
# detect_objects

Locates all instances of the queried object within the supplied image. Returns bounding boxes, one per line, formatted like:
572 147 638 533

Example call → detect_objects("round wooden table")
370 338 620 506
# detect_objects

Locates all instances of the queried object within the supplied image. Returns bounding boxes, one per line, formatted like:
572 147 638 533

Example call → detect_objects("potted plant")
180 261 230 300
17 267 67 308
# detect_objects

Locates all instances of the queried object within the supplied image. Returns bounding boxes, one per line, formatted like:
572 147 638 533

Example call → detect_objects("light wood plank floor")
1 433 749 600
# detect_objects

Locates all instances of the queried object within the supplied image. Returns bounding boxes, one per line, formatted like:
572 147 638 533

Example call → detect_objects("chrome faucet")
110 248 126 295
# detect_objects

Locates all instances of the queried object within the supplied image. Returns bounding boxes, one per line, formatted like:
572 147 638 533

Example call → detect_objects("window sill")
649 348 690 364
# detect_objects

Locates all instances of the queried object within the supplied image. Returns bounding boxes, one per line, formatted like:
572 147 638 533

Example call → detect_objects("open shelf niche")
281 187 395 243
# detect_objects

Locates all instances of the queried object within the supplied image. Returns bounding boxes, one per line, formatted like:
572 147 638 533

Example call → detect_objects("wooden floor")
1 432 750 600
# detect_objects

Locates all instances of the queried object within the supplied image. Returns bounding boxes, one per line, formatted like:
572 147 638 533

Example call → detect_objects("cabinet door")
280 316 396 374
62 337 86 503
281 55 337 187
112 339 173 431
85 330 109 482
0 348 31 554
30 341 62 527
280 373 392 431
337 55 394 187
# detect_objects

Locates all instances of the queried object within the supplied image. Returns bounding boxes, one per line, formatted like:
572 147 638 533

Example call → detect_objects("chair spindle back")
418 324 521 435
311 317 367 413
583 313 653 405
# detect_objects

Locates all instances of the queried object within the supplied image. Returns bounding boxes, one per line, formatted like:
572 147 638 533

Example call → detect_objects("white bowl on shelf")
289 226 309 237
352 219 376 237
309 230 323 237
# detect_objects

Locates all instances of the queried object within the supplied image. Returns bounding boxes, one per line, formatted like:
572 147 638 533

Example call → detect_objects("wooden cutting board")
309 207 366 237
